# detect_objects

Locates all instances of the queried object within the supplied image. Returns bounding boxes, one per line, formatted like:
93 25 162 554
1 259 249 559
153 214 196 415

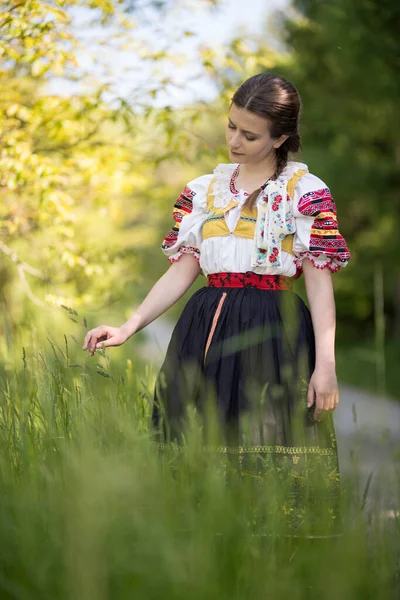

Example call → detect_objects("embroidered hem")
154 442 336 456
154 441 341 536
294 252 348 273
168 246 200 264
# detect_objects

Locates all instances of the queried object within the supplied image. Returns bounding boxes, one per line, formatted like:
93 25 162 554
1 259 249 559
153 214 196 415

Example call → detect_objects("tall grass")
0 336 398 599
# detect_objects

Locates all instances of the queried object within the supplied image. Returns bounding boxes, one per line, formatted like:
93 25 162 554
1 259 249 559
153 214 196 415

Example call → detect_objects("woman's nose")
229 133 241 150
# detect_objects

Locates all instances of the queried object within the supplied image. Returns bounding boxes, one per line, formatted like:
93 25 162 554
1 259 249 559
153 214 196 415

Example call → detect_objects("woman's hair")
231 73 302 208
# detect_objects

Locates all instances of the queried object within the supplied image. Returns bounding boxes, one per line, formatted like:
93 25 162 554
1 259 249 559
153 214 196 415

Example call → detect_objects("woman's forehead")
229 103 270 134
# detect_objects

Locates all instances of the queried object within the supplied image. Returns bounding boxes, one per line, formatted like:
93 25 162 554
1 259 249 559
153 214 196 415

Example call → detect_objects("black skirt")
152 283 341 537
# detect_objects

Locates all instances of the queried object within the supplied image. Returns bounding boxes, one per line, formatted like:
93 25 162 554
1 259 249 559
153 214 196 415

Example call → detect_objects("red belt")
206 272 294 290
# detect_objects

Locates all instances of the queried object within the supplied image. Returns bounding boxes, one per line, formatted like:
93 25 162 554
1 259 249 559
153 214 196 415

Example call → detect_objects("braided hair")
231 73 302 209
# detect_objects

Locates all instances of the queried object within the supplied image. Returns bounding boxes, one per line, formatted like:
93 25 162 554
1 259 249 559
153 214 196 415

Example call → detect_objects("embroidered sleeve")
161 174 212 264
293 174 350 273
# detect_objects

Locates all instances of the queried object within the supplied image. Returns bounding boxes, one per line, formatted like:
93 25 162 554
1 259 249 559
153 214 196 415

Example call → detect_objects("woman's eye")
228 123 255 140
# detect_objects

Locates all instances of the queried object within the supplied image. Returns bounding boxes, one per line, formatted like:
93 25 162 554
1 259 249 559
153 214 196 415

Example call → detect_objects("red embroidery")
230 165 241 194
294 254 345 273
161 186 196 250
297 187 350 263
207 272 294 290
182 185 195 199
297 188 336 216
309 235 351 259
168 246 200 264
230 165 270 196
272 194 282 211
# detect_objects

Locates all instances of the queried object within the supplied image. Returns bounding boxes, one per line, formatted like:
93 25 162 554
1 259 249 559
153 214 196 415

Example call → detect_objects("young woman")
83 73 350 535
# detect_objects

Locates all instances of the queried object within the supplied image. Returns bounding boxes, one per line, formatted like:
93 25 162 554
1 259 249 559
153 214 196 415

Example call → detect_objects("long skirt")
152 273 341 537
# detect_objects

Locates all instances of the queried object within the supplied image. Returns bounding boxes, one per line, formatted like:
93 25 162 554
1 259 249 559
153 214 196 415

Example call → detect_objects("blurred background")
0 2 399 596
1 0 399 399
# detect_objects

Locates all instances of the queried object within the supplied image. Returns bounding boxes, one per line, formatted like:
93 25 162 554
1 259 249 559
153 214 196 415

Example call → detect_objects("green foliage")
2 0 399 397
277 0 400 332
0 339 398 598
0 0 221 340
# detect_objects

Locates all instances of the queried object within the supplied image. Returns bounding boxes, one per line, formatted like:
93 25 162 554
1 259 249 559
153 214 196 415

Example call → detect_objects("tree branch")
34 125 100 154
17 264 46 307
0 241 45 278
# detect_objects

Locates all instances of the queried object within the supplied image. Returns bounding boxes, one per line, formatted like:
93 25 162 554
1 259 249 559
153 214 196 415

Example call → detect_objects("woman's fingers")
83 326 125 355
313 394 324 421
83 326 108 355
333 390 339 410
308 368 339 421
307 383 315 408
95 335 115 349
314 392 327 421
313 391 338 421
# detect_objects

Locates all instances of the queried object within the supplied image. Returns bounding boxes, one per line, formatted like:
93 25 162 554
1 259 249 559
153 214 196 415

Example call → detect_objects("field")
0 335 398 600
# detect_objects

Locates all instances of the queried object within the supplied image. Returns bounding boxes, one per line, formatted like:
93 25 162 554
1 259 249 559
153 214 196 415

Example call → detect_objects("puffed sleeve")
292 173 351 273
161 173 213 263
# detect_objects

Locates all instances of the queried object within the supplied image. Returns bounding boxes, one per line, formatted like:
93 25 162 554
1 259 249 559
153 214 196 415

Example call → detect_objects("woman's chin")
230 151 246 162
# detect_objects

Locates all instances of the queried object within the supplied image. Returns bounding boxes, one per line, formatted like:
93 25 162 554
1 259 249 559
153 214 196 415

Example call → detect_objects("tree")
0 0 221 340
277 0 400 337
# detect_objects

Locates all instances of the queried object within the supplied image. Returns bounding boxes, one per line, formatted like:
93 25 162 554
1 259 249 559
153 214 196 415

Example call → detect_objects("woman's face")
225 103 287 165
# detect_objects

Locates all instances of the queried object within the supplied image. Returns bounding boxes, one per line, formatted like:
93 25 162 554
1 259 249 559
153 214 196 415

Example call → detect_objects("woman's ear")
273 134 289 149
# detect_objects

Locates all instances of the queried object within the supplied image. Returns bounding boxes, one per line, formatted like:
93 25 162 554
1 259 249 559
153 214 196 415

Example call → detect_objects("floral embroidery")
271 195 281 211
161 164 350 278
251 162 308 271
268 247 279 263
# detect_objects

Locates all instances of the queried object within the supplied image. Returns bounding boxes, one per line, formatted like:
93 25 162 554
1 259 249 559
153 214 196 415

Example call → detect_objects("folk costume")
152 161 350 536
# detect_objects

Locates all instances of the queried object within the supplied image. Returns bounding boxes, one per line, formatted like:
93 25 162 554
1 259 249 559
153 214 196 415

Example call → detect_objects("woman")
83 73 350 535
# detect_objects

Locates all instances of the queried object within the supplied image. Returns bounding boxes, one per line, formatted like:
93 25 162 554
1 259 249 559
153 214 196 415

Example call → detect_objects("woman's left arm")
302 258 339 421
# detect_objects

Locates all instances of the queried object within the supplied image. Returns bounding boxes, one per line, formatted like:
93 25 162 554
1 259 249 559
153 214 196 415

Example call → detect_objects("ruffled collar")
211 163 240 208
211 161 306 208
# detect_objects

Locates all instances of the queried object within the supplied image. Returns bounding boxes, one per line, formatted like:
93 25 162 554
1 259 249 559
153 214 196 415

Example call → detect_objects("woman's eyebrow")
228 118 259 136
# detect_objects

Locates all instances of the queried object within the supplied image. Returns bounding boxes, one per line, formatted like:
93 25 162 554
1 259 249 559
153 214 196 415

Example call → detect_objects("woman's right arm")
82 253 200 356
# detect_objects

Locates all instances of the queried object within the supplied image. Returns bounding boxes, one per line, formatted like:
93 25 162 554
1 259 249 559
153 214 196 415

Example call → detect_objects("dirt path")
335 384 399 511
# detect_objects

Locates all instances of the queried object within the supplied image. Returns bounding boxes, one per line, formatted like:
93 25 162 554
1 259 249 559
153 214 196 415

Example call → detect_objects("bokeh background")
1 0 399 397
0 1 399 598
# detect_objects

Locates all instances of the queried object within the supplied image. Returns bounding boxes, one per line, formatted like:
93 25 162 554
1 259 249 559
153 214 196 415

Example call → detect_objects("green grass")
0 335 398 599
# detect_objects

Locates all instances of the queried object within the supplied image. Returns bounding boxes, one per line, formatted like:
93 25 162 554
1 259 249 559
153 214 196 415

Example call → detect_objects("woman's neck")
236 155 277 191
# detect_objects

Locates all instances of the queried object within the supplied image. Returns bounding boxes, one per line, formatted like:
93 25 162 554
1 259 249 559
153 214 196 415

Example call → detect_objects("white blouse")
161 162 350 278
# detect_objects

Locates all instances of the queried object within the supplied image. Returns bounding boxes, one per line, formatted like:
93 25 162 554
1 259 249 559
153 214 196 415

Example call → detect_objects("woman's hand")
82 325 129 357
307 364 339 422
